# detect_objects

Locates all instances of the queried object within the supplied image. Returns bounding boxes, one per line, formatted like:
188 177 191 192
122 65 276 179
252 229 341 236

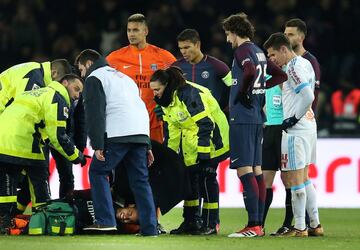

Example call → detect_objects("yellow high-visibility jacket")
0 81 80 167
0 61 52 114
162 81 229 166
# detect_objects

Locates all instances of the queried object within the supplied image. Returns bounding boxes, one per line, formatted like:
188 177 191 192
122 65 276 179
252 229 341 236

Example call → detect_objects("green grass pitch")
1 208 359 250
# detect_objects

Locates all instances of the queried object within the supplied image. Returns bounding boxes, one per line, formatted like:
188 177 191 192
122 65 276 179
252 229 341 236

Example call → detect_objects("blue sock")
240 173 259 226
255 174 266 226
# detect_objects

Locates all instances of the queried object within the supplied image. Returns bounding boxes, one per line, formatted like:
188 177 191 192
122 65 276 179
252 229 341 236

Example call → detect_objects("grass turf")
1 208 359 250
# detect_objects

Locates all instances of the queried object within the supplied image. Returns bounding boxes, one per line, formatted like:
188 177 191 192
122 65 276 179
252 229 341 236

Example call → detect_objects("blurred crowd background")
0 0 359 137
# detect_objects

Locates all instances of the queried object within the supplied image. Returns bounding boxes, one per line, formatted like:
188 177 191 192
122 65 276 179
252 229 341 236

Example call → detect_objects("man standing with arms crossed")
107 13 176 143
263 33 323 237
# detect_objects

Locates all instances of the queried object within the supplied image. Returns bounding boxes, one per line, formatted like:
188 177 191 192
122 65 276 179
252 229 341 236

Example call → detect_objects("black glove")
281 115 299 131
154 104 164 120
73 151 87 167
235 92 252 109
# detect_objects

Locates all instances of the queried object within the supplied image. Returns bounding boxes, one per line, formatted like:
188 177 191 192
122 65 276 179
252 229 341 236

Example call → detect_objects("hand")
281 115 299 131
154 105 164 120
95 149 105 161
147 150 154 167
235 92 252 109
73 151 88 167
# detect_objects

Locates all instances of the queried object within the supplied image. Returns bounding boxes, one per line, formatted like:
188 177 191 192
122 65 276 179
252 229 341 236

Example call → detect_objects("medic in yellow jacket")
150 68 229 167
0 75 85 166
0 59 72 114
150 67 229 233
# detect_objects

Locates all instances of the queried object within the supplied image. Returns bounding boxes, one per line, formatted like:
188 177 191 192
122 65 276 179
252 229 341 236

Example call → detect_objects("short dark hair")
222 12 255 40
51 59 72 79
59 73 84 85
127 13 148 27
177 29 201 44
263 32 292 51
285 18 307 36
75 49 101 66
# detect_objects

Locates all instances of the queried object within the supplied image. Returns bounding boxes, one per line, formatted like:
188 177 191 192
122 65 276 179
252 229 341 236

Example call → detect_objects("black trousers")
50 147 74 198
183 160 220 228
0 162 50 216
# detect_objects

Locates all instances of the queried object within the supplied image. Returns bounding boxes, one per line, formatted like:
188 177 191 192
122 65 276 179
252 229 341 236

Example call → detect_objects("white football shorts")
281 131 316 171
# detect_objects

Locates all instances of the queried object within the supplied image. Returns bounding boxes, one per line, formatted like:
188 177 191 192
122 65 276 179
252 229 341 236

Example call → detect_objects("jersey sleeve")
234 47 257 92
210 57 231 78
161 50 177 67
265 59 288 88
288 61 313 93
208 57 232 86
106 50 123 71
234 47 255 70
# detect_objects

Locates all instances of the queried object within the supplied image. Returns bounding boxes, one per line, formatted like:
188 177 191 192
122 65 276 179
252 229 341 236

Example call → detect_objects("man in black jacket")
75 49 158 236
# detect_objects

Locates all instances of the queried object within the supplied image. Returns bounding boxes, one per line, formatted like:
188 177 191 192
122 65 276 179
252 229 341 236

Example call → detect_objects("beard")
292 43 299 51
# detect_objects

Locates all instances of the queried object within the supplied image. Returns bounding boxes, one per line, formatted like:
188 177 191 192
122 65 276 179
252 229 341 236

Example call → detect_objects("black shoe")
157 223 166 234
270 225 292 236
0 215 12 235
193 227 218 235
170 221 202 235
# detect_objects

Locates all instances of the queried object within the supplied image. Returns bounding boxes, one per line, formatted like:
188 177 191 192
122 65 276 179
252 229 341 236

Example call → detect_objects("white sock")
305 180 320 228
291 184 306 231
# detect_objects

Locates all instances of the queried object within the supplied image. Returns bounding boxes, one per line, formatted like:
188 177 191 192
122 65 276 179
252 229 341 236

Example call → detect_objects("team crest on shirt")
63 107 69 119
201 71 209 79
177 111 188 122
150 64 158 71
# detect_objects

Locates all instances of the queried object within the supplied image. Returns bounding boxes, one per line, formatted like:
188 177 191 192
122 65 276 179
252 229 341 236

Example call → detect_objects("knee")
280 172 291 188
201 167 217 181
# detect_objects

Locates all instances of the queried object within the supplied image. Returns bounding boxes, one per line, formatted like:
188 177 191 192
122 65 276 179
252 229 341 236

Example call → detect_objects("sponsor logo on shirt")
252 89 265 94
